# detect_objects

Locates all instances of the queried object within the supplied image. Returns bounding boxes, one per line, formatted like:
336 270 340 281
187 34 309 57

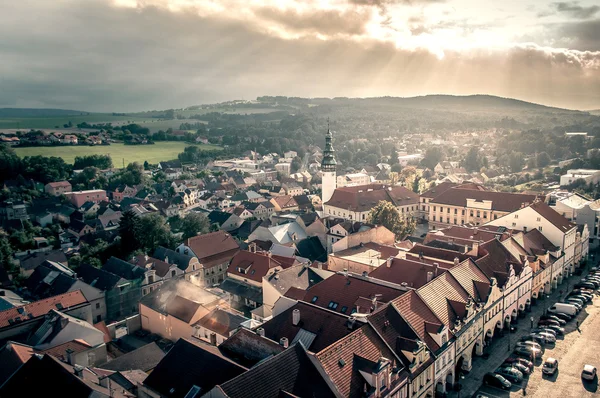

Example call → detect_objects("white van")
549 303 578 316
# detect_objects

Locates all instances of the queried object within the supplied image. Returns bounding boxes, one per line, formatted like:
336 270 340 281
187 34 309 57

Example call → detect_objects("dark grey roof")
143 339 245 398
100 342 165 372
19 250 67 271
153 246 194 271
208 210 233 225
218 343 338 398
295 236 327 262
77 263 124 291
217 328 284 368
219 279 262 304
25 265 77 299
102 257 146 281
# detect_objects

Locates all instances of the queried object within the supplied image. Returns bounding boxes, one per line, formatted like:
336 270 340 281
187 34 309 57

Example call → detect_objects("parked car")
540 314 567 325
568 293 592 303
516 341 544 352
548 311 572 321
537 332 556 343
571 288 594 296
509 361 532 375
562 298 584 308
520 334 546 346
495 367 523 383
544 324 565 336
483 373 512 390
504 357 534 372
532 328 557 338
514 346 542 360
542 358 559 376
582 365 597 381
574 282 596 290
548 303 578 316
538 319 561 328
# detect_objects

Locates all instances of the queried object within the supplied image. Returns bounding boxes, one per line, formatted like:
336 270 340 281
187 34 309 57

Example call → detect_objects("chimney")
280 337 289 348
454 257 459 266
433 263 439 277
473 227 478 235
144 254 149 261
257 327 265 337
292 309 300 326
386 256 393 268
426 271 433 283
347 316 356 330
73 364 84 378
210 332 217 345
249 242 257 253
362 271 368 277
65 348 75 365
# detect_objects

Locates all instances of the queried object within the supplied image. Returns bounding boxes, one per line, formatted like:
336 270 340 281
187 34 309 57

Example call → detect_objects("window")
483 212 487 219
454 208 457 214
515 214 518 219
476 210 480 217
172 270 176 277
453 218 457 225
433 206 436 211
96 315 102 323
328 301 338 310
95 302 100 309
440 207 443 212
512 222 516 227
539 226 543 231
432 216 436 222
537 217 541 222
311 296 318 303
494 214 498 220
470 210 474 217
462 209 465 215
341 306 348 313
447 208 450 213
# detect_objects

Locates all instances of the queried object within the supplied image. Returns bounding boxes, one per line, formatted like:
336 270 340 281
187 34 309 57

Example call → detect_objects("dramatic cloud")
0 0 599 111
554 1 600 19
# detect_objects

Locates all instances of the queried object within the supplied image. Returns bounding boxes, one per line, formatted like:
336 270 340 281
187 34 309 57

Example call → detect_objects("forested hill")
0 108 90 117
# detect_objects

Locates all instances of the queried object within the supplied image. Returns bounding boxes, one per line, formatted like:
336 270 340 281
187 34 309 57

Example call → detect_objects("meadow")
14 142 221 165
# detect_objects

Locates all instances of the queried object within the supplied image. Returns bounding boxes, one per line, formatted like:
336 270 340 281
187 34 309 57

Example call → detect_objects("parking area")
449 262 600 398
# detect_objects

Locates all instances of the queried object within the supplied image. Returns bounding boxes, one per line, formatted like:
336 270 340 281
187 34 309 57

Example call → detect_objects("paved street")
447 260 600 398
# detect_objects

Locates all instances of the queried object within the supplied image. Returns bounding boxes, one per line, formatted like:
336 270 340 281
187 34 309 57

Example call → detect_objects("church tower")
321 125 337 203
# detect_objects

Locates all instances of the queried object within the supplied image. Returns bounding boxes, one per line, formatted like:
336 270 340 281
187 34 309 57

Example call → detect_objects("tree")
421 147 444 170
291 156 302 173
390 163 402 173
367 200 416 239
180 212 210 240
412 176 421 193
463 147 482 172
136 213 173 252
119 210 140 253
508 152 525 173
536 152 551 168
73 155 112 170
0 231 15 274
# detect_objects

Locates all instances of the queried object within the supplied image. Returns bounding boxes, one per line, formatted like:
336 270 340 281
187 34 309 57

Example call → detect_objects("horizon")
0 93 597 114
1 0 599 112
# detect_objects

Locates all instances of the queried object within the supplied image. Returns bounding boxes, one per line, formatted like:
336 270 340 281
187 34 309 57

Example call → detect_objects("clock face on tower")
321 128 337 203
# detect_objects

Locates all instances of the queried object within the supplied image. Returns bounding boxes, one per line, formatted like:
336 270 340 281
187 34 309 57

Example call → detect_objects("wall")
70 280 106 324
106 314 141 339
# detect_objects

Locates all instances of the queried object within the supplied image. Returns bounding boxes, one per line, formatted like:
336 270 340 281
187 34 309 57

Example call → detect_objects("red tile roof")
46 181 71 188
447 260 490 302
302 273 405 315
416 273 470 327
129 254 172 277
420 182 458 199
424 225 512 245
41 340 92 362
227 251 289 283
271 195 298 209
0 290 88 329
258 301 358 352
368 257 451 289
166 295 202 323
315 325 398 398
475 239 523 287
195 308 247 336
325 184 419 212
390 290 445 351
430 186 540 212
184 231 239 268
0 342 35 385
530 201 576 233
408 243 474 263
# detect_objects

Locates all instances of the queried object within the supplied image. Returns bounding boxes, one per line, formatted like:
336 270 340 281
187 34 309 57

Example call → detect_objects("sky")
0 0 599 111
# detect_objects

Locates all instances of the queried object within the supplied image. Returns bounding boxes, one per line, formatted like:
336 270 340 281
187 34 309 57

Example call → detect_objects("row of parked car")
482 267 600 391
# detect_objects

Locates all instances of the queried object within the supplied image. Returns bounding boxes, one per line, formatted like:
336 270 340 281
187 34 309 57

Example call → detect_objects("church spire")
321 121 337 172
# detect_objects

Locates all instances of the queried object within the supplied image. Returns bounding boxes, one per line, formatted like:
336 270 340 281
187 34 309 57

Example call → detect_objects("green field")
14 142 221 165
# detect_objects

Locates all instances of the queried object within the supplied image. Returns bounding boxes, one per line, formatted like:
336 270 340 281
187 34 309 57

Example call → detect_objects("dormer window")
441 334 447 345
